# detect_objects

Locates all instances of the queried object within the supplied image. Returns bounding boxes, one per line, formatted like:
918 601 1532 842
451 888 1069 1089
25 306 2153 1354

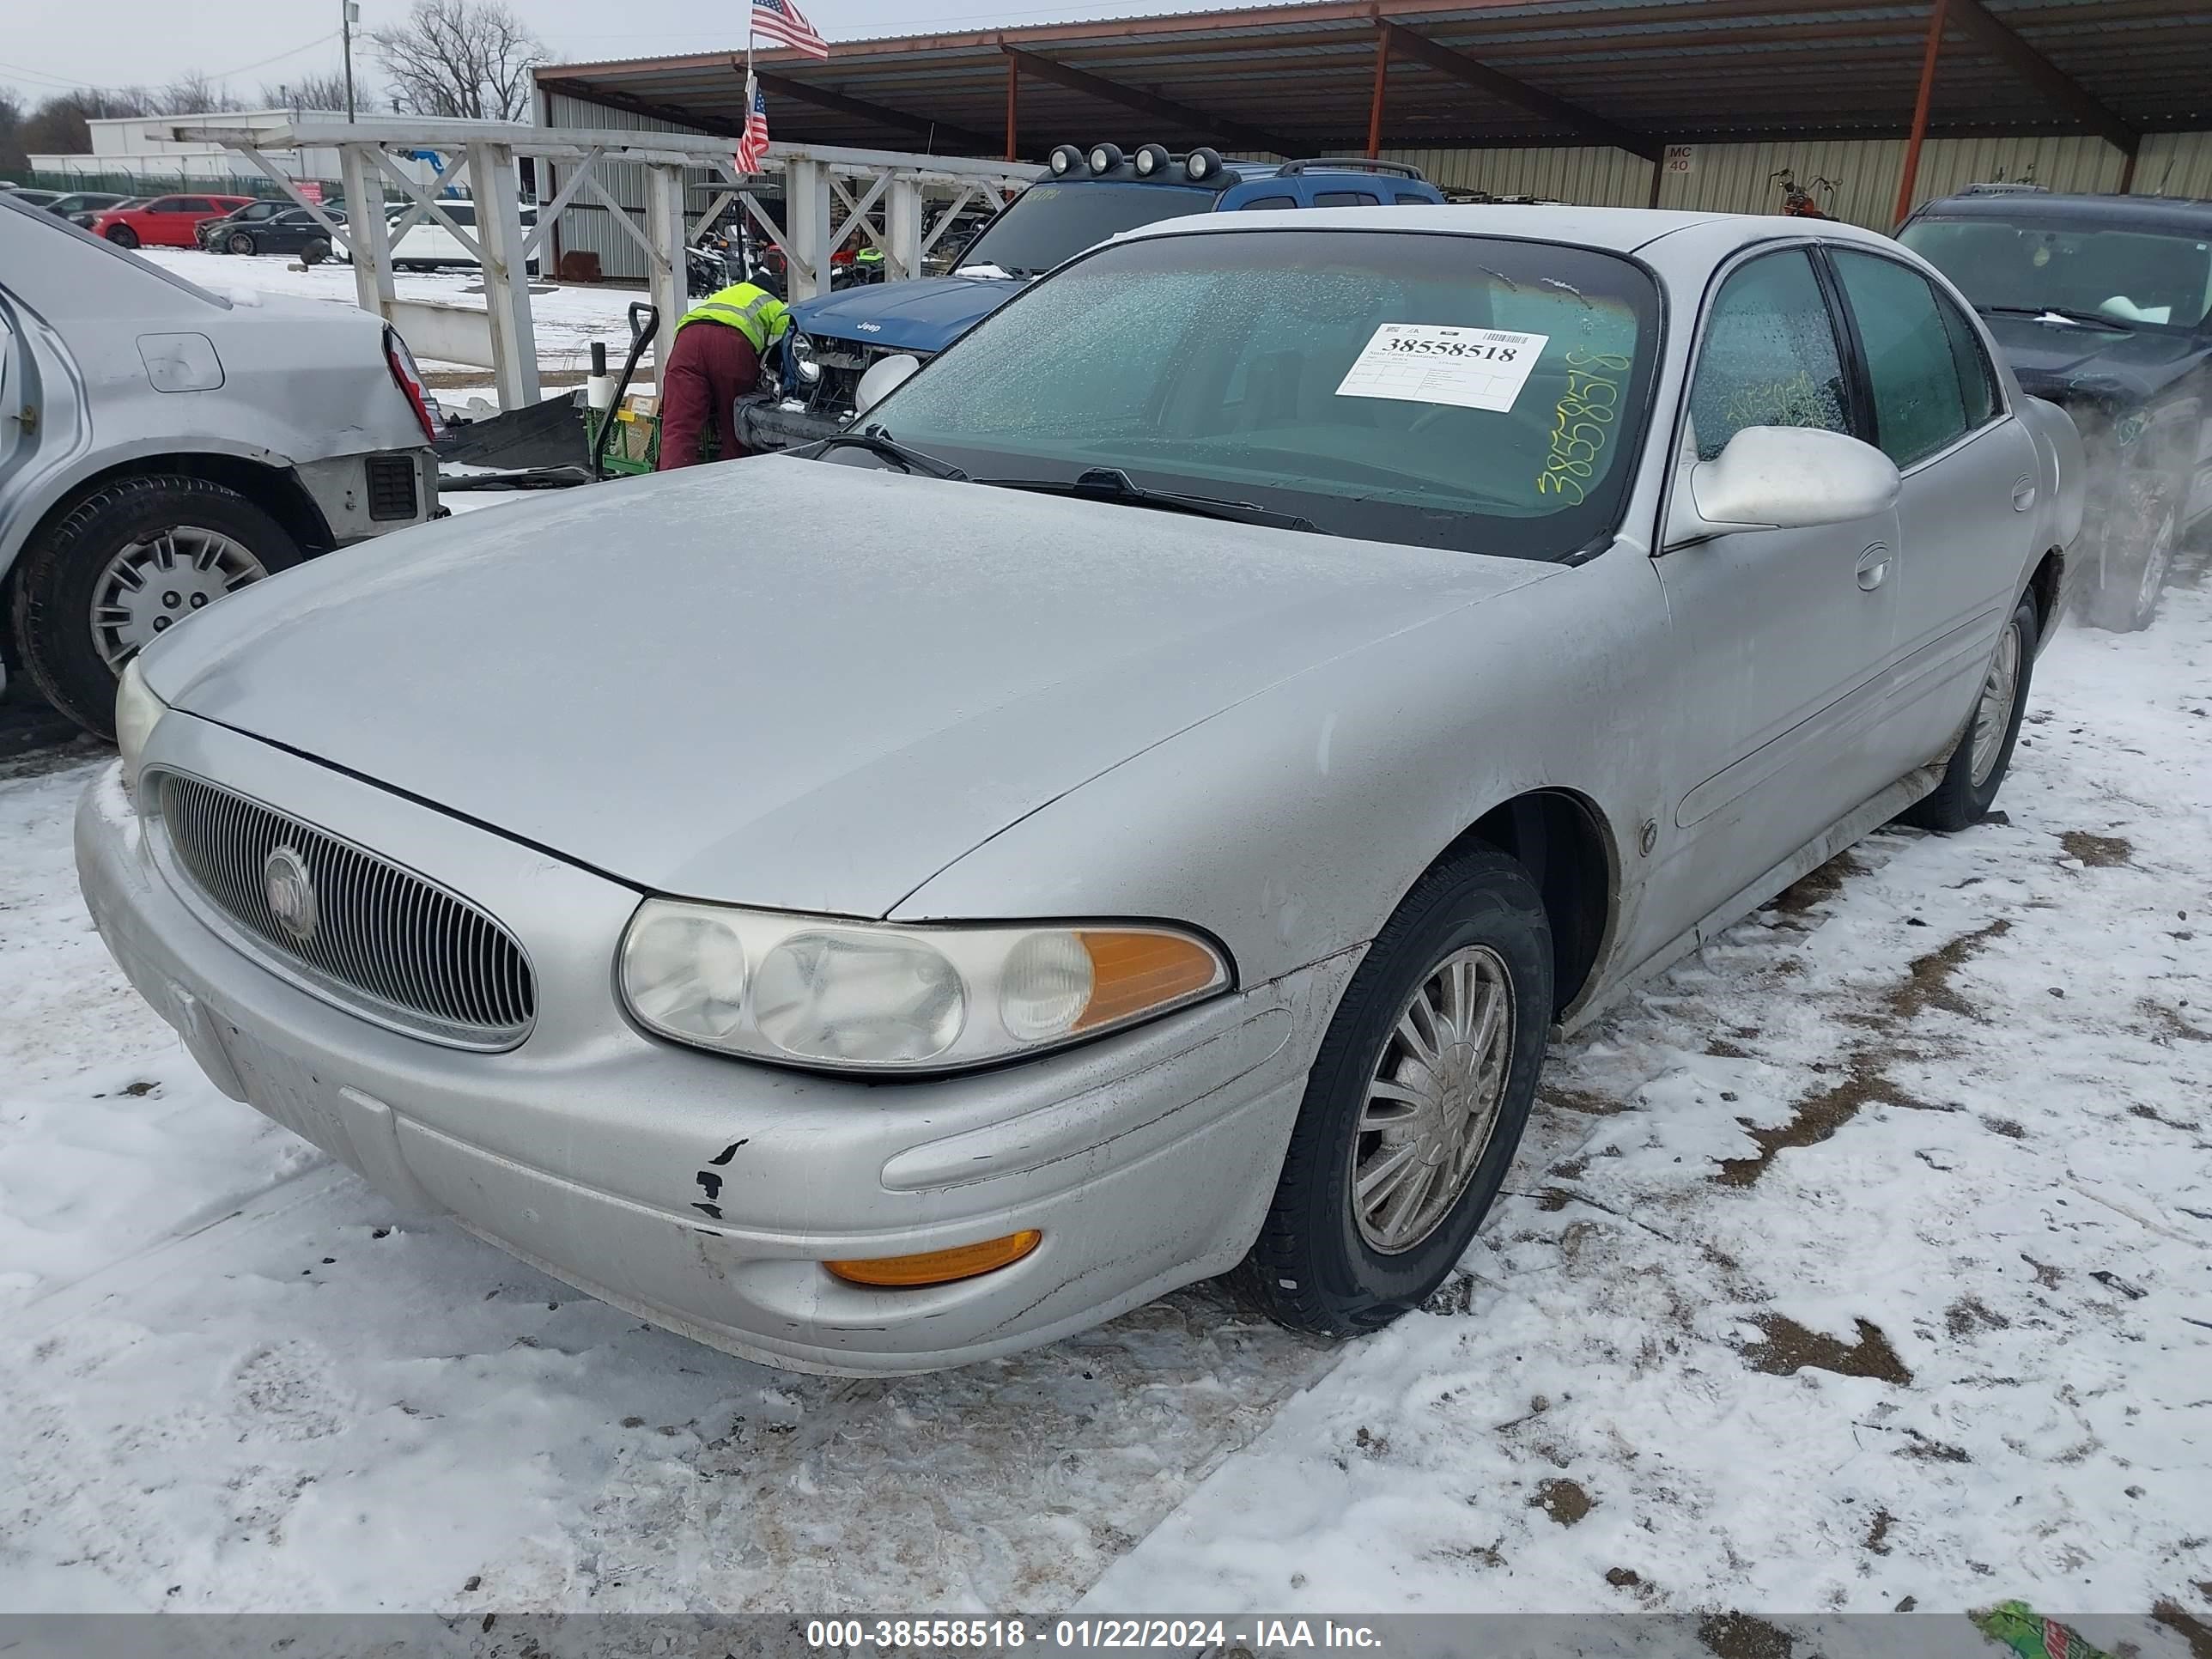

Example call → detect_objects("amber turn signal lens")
824 1230 1042 1288
1074 931 1224 1030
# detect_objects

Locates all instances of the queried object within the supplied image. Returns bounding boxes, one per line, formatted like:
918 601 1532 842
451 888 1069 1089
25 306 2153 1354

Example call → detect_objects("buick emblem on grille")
263 845 319 941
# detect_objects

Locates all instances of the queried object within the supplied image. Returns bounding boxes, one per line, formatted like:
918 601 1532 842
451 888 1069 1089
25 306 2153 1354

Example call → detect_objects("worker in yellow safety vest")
655 282 792 471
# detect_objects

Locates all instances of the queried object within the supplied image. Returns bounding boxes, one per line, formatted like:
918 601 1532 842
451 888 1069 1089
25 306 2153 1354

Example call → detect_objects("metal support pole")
1366 26 1391 161
783 156 831 302
1895 0 1949 227
470 142 542 410
1005 55 1019 162
1647 155 1664 209
643 161 689 389
886 176 923 282
338 143 395 317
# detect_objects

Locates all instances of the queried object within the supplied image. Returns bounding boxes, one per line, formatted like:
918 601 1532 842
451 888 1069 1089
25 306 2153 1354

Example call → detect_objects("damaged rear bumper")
75 732 1339 1375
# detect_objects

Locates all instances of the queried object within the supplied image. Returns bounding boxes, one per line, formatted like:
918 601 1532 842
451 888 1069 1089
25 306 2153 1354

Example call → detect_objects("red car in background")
88 192 255 249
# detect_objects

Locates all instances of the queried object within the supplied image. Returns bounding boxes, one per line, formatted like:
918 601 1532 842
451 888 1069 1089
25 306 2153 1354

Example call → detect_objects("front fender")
892 547 1664 994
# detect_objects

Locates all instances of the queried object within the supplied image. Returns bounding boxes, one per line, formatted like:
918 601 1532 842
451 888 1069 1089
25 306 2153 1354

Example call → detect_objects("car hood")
1982 313 2212 404
788 274 1025 355
142 458 1551 915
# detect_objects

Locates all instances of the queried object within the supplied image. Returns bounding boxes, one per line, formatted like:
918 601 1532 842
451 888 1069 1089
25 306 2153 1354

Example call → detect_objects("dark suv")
1899 186 2212 629
742 144 1445 451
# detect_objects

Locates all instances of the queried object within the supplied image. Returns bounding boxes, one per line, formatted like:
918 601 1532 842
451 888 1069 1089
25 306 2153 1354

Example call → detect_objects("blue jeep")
738 144 1443 450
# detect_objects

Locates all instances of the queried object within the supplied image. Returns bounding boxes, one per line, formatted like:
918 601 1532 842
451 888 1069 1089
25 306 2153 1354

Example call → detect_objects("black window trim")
1814 240 2014 476
1657 235 1859 559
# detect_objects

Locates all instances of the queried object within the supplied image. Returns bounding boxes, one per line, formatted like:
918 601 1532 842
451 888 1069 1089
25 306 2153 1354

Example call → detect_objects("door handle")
2013 475 2037 511
1856 543 1891 592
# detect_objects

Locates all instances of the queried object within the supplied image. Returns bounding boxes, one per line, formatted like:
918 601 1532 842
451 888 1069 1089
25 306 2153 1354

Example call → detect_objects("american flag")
750 0 830 58
734 72 771 173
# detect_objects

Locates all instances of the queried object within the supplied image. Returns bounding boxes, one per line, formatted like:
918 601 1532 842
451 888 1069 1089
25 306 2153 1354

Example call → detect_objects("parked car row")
72 188 2087 1376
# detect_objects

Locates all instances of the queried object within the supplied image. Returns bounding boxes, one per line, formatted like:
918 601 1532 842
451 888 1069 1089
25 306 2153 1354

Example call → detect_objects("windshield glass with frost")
868 227 1661 559
1900 215 2212 329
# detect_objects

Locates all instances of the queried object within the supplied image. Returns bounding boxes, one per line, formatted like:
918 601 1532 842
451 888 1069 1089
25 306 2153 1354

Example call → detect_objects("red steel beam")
1006 52 1019 160
1366 24 1392 158
1894 0 1949 225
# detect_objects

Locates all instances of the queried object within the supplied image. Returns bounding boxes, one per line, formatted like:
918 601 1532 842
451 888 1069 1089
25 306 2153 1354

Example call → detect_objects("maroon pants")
655 322 762 470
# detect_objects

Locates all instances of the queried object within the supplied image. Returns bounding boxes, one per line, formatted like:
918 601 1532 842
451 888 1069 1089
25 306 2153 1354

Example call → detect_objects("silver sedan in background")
78 206 2081 1374
0 192 438 736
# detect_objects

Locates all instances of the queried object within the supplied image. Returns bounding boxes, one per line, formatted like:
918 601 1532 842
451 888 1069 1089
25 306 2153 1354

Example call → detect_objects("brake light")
383 326 439 444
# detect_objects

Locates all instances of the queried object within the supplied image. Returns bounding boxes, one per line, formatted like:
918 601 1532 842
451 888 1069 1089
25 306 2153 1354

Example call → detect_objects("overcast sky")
3 0 1282 108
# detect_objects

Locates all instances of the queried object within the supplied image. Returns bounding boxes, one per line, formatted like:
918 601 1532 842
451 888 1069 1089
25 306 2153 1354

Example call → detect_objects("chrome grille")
150 770 535 1049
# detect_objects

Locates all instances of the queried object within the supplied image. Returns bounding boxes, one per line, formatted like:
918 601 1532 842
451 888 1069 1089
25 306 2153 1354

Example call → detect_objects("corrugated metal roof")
536 0 2212 160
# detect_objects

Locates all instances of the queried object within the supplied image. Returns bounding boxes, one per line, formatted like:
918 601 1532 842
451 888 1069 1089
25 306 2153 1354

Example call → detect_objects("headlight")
789 332 822 383
114 658 168 793
619 901 1230 1072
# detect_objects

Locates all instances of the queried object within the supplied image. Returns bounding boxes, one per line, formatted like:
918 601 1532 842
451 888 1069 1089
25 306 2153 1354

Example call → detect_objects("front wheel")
106 224 139 248
9 475 301 738
1235 844 1552 1337
1900 596 2038 835
227 229 258 255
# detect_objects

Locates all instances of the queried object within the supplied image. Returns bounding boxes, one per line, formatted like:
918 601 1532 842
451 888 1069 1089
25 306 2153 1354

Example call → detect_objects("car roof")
1115 202 1905 257
1912 190 2212 229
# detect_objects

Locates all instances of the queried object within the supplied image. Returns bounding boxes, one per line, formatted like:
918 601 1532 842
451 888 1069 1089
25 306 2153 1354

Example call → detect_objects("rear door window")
1314 191 1382 207
1238 195 1296 210
1831 249 1971 467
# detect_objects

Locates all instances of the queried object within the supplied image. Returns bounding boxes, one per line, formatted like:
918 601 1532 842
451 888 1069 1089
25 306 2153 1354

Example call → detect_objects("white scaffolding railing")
167 117 1039 412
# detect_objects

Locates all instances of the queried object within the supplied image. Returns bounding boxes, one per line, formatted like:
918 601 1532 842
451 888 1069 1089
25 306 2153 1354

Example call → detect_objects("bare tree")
1 88 27 175
258 71 357 113
371 0 545 122
153 72 242 116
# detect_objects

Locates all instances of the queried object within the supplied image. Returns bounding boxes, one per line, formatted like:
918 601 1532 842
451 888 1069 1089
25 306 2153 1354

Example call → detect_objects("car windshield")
1899 214 2212 329
864 228 1660 559
954 181 1218 277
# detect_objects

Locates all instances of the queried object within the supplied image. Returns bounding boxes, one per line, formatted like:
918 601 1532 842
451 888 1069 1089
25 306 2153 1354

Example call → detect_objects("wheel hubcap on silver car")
91 526 268 671
1351 945 1514 1255
1969 619 2022 788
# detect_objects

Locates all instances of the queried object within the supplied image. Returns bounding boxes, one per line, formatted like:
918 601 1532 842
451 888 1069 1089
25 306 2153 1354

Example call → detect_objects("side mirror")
1666 425 1900 547
853 352 921 417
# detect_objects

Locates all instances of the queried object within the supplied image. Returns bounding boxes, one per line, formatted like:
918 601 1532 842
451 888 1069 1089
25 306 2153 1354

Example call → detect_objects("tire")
301 238 329 266
9 475 301 739
1899 595 2039 835
2085 471 2179 634
227 229 258 255
106 224 139 248
1234 844 1553 1337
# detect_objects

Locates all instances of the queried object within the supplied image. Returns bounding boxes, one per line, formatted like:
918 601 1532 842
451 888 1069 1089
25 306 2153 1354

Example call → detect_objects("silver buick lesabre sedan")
78 206 2083 1375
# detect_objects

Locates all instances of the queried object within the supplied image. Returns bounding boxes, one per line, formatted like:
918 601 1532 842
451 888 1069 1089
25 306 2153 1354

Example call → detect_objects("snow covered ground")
136 247 647 379
0 567 2206 1625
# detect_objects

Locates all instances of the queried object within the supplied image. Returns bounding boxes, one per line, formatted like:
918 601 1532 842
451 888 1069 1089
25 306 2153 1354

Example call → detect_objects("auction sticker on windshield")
1335 323 1549 412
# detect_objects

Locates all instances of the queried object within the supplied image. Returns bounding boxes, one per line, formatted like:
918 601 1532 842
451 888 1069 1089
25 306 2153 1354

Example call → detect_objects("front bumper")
76 724 1345 1375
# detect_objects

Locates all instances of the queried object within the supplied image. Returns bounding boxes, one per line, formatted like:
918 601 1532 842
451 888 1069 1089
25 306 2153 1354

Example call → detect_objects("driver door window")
1687 249 1851 460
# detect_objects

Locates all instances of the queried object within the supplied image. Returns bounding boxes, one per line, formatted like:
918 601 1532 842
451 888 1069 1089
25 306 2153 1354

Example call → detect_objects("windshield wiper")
1978 302 2135 330
812 425 968 479
979 467 1321 533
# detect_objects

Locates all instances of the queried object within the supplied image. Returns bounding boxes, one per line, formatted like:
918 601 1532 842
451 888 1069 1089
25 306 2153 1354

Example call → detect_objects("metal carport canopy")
536 0 2212 164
